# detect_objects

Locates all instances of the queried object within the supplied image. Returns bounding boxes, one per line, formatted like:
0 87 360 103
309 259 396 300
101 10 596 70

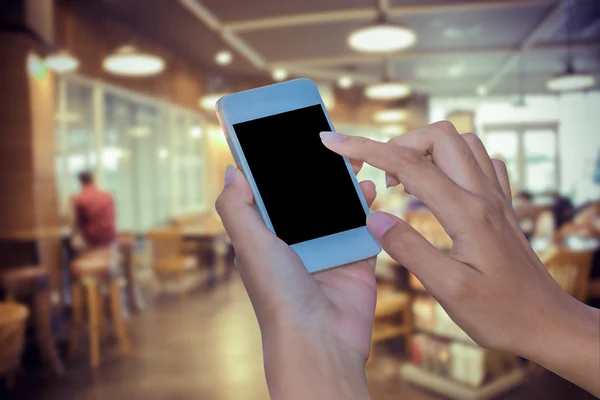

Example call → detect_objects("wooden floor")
2 273 595 400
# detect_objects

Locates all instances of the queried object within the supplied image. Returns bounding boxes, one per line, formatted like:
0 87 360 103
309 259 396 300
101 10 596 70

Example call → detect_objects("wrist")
262 324 369 400
515 291 600 395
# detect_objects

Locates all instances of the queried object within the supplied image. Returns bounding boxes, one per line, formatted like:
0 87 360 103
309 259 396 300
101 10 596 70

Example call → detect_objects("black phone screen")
233 104 366 245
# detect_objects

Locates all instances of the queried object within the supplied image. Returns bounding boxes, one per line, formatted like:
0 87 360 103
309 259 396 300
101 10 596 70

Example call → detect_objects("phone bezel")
216 78 381 272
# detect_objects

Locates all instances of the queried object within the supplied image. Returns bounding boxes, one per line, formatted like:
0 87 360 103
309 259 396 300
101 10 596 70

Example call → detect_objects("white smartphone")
216 78 381 273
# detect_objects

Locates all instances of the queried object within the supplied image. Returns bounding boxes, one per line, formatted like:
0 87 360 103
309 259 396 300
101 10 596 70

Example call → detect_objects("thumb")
367 211 462 294
215 166 314 308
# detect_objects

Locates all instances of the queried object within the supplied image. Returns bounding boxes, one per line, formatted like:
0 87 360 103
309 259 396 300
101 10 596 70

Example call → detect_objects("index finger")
320 132 471 233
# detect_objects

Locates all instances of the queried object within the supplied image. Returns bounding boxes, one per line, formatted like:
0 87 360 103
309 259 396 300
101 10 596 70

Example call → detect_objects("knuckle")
432 120 458 136
462 132 482 147
215 192 232 216
391 145 426 169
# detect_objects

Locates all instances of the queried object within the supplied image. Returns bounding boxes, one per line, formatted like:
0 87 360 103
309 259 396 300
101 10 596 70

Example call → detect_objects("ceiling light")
45 50 79 73
546 63 596 92
190 126 203 138
374 109 408 123
476 85 488 96
365 82 411 100
338 75 353 89
199 92 229 111
215 50 232 65
382 124 406 135
348 22 416 53
103 45 165 77
272 68 288 81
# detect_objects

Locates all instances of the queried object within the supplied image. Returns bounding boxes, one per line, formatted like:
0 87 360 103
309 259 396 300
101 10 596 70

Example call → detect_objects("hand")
216 162 377 400
320 122 600 396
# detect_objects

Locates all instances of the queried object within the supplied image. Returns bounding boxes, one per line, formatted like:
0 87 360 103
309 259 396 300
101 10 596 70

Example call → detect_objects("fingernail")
367 212 397 238
224 165 236 187
320 131 347 142
385 173 392 189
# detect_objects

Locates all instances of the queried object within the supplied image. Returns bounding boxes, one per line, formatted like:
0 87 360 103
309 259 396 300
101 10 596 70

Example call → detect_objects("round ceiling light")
103 45 165 77
215 50 233 65
374 109 408 123
199 92 229 111
546 63 596 92
348 22 416 53
45 50 79 73
338 75 354 89
365 82 411 100
272 68 288 81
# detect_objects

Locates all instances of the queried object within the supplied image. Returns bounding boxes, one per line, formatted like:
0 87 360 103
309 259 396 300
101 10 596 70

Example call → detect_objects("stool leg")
33 291 65 375
84 280 101 368
69 283 84 360
109 279 132 356
96 285 108 343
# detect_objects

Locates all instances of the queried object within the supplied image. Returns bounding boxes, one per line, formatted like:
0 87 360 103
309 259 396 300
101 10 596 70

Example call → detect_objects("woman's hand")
320 121 600 397
216 163 377 400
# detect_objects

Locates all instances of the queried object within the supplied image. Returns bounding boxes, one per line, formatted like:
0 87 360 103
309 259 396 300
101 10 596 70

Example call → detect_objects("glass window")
484 132 520 189
524 130 557 193
56 76 208 232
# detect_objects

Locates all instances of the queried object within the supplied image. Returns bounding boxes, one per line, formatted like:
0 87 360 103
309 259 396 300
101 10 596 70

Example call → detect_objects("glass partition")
55 76 208 232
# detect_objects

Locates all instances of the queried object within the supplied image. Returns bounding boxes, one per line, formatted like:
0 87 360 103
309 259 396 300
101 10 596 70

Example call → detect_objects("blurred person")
512 190 537 239
216 121 599 399
71 171 117 249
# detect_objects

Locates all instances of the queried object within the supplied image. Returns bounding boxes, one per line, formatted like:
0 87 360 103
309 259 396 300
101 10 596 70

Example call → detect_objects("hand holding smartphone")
216 78 380 272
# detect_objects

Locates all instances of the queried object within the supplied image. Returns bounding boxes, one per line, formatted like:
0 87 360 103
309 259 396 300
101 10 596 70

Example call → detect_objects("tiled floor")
2 274 595 400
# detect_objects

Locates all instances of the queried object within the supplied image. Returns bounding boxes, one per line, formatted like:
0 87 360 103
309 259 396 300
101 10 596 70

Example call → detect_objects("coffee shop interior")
1 0 599 399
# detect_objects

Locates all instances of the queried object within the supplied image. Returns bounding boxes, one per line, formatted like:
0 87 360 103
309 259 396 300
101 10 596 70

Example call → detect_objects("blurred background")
0 0 599 399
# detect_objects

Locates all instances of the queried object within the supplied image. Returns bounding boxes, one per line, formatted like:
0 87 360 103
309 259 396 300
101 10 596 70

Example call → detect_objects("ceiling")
71 0 600 97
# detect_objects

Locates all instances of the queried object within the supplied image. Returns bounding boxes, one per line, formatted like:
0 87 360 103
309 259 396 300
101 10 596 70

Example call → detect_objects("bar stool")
0 266 65 376
68 246 132 368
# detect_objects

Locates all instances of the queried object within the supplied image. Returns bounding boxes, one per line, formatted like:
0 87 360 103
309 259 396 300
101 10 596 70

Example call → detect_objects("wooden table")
179 222 230 288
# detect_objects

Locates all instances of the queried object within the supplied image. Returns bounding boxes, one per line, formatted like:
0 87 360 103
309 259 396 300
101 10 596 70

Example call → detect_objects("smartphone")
216 78 380 273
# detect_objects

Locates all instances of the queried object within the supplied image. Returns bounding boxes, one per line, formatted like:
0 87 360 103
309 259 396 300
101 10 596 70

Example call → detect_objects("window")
55 76 208 232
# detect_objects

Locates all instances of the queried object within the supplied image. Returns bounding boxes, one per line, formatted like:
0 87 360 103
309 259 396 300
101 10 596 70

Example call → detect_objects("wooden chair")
145 229 197 294
69 246 132 368
540 247 594 303
370 285 413 362
405 211 452 251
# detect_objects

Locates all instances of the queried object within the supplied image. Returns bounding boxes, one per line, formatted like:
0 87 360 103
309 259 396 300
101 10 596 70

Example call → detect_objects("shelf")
400 364 525 400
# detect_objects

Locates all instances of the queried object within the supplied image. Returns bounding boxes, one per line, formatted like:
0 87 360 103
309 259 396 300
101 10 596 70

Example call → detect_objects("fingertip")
367 211 398 239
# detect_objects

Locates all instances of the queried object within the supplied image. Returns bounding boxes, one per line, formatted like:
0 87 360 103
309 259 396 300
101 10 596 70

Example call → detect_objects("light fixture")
365 81 411 100
546 62 596 92
103 45 165 77
348 7 416 54
476 85 488 96
382 124 406 135
45 50 79 73
374 109 408 123
215 50 232 65
272 68 288 81
545 2 596 93
199 92 229 111
338 75 354 89
190 126 203 138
